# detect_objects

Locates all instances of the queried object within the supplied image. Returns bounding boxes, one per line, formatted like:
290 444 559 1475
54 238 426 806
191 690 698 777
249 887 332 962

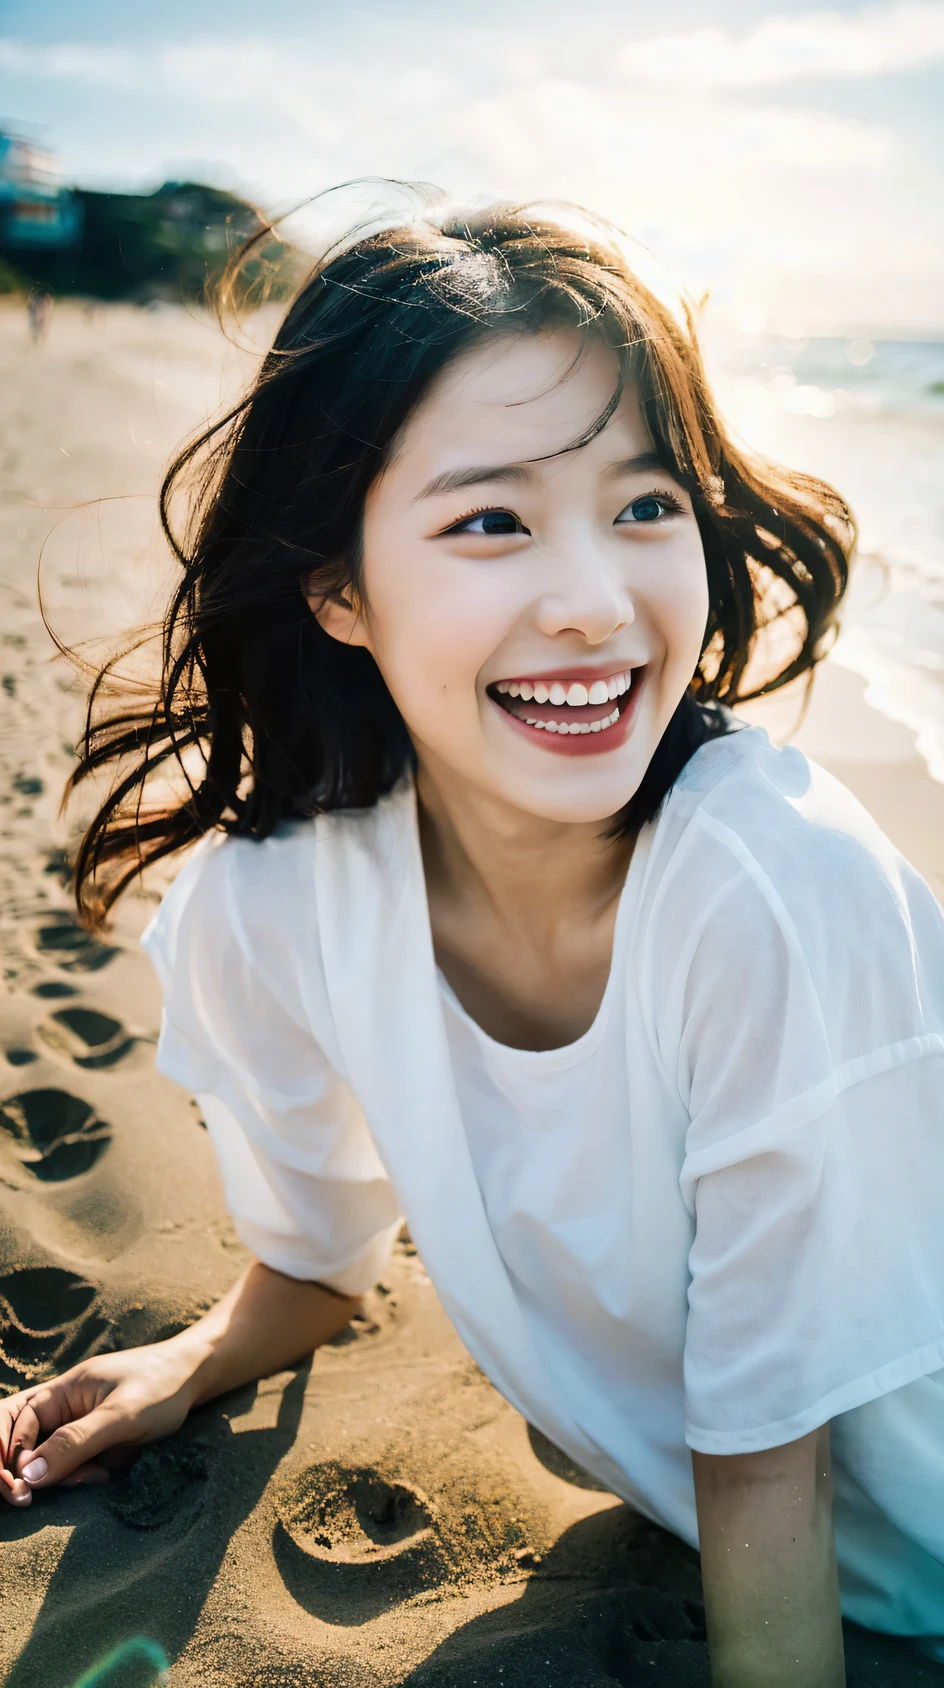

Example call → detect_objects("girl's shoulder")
142 778 417 985
654 719 923 906
635 721 944 1032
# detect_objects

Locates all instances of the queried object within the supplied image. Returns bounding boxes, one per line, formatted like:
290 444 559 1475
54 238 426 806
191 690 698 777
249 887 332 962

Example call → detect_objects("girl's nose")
534 560 634 646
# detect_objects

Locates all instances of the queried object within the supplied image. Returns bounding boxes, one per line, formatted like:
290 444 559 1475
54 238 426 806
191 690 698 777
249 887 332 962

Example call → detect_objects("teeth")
520 706 621 736
499 671 634 703
499 670 635 731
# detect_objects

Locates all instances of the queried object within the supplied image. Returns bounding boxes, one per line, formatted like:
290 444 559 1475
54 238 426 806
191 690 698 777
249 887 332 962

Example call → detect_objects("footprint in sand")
0 1265 111 1391
36 1007 136 1072
31 912 119 975
277 1466 436 1567
271 1458 445 1600
274 1463 451 1622
103 1432 211 1530
4 1047 39 1068
0 1087 112 1182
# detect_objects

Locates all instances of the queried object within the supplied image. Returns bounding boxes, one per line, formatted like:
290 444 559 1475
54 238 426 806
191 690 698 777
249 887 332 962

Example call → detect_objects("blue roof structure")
0 130 82 252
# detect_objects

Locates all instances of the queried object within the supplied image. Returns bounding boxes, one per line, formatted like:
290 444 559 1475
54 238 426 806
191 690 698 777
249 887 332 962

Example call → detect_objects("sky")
2 0 943 333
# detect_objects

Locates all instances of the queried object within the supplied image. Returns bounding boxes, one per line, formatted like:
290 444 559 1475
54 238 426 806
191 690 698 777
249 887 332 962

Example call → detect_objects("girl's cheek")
376 599 499 730
403 576 517 692
653 548 709 651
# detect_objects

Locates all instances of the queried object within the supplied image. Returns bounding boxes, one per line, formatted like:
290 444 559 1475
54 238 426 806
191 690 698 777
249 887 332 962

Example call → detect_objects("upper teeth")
496 671 632 704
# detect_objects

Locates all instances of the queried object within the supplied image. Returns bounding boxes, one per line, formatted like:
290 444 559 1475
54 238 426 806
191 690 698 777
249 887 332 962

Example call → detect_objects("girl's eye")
616 492 682 524
447 508 531 537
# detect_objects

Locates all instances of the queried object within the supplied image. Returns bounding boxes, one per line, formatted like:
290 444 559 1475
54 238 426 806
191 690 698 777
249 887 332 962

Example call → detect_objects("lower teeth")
523 707 620 735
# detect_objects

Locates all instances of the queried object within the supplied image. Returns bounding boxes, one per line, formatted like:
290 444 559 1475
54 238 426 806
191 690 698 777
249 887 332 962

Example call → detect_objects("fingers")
0 1391 40 1506
0 1452 113 1504
0 1388 36 1466
13 1406 127 1492
3 1378 84 1471
6 1398 43 1466
0 1462 33 1507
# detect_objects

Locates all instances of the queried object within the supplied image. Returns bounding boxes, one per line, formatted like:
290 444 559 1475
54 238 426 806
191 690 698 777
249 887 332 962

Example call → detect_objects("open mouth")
486 667 643 738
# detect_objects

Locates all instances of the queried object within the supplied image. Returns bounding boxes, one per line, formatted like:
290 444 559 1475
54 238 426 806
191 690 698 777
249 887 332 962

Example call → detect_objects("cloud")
0 40 133 83
0 15 936 328
0 32 893 177
623 1 944 85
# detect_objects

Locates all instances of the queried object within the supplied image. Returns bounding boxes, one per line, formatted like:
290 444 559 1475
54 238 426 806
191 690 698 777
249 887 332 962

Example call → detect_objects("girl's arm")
692 1423 846 1688
166 1259 361 1406
1 1261 359 1504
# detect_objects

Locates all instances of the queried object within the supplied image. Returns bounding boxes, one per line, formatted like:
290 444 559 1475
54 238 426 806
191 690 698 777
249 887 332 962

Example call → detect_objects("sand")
1 301 942 1687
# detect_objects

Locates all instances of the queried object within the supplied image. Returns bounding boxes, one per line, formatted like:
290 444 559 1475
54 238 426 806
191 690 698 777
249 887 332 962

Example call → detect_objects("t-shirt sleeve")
140 835 402 1296
671 812 944 1455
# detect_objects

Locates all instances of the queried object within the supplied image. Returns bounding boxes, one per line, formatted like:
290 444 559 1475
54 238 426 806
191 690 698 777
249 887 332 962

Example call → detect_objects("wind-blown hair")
68 193 854 925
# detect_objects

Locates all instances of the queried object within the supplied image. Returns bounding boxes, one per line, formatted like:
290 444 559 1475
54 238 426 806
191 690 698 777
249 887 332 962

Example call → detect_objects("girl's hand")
0 1345 199 1507
0 1263 364 1509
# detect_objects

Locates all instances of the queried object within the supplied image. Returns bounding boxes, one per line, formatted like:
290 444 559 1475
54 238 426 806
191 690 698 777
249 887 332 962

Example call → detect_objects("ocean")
707 333 944 783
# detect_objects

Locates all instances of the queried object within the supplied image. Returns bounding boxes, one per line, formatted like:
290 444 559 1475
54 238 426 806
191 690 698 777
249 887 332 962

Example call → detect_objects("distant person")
26 285 52 345
3 198 944 1686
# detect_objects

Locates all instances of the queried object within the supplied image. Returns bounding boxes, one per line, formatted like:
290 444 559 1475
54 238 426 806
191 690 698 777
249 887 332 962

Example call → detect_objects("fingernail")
22 1458 48 1483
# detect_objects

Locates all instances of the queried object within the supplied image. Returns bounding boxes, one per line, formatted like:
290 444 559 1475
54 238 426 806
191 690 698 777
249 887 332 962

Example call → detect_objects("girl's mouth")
486 667 647 757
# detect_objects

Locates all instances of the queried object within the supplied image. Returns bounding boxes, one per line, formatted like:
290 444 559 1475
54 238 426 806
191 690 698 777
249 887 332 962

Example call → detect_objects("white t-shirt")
141 723 944 1638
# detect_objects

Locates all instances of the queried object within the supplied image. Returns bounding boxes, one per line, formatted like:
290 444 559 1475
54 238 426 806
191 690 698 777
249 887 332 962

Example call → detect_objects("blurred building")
0 132 301 303
63 180 268 301
0 129 83 254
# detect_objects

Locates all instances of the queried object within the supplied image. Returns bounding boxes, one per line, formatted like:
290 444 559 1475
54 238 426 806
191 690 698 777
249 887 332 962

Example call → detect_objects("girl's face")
313 331 709 827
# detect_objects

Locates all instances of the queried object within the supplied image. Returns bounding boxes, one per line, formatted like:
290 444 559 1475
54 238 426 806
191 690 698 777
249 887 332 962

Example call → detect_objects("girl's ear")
304 576 370 649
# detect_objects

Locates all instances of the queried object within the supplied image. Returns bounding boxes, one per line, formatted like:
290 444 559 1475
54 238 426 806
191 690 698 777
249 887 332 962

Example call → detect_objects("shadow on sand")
4 1366 309 1687
402 1502 711 1688
400 1500 944 1688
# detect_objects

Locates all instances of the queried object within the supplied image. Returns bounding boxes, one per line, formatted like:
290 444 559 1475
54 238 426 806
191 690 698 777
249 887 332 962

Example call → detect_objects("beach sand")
1 302 942 1687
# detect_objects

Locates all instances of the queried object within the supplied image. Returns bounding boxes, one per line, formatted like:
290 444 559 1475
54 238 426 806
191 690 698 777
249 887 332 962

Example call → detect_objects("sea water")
707 333 944 783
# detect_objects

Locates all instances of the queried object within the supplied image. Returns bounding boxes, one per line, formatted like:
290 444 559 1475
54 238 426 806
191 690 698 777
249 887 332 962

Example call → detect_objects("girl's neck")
415 757 634 935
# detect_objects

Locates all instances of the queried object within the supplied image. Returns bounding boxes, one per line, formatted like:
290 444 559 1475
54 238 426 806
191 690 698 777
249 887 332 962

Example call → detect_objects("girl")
2 201 943 1687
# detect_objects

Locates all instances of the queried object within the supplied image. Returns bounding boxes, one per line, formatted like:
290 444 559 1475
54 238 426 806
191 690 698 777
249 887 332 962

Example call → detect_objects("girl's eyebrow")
414 462 532 502
603 450 674 481
414 449 669 504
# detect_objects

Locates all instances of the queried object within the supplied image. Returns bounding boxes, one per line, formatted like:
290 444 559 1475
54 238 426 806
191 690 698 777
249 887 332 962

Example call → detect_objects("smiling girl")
3 202 944 1686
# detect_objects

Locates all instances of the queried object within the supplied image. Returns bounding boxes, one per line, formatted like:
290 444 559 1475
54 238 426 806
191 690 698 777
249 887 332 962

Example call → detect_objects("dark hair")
67 193 854 926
